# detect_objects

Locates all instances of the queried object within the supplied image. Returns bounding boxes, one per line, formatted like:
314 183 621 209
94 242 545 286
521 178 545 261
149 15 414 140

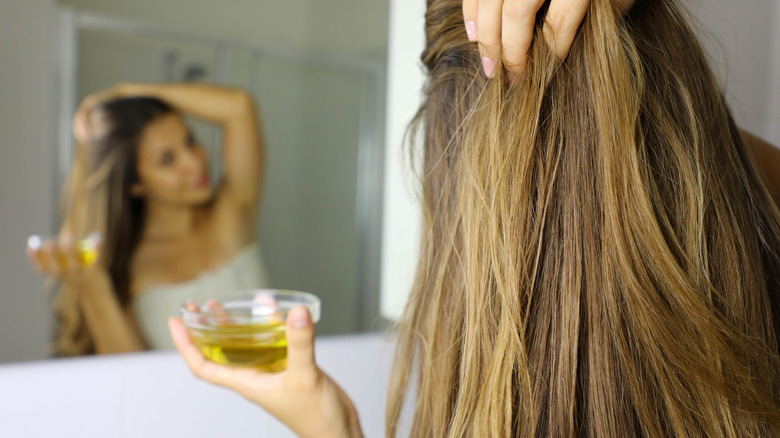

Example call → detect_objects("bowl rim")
180 288 321 327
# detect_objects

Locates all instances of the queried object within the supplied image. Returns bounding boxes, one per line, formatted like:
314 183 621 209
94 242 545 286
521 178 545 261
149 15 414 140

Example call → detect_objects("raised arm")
80 82 265 216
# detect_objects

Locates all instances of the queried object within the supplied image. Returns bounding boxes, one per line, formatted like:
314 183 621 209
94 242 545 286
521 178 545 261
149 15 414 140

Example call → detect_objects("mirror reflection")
7 0 388 362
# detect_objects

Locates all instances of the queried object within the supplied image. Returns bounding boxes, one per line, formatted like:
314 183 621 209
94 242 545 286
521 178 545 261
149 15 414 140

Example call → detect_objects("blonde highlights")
53 97 173 356
388 0 780 436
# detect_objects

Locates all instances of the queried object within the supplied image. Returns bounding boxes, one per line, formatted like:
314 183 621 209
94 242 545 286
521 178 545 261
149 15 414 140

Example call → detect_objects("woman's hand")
72 86 123 148
462 0 636 79
26 231 106 289
169 306 363 438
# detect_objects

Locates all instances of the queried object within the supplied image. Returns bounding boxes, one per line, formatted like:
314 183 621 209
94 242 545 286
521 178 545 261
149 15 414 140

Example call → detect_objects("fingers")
27 233 100 278
30 240 59 277
477 0 504 78
26 247 44 274
466 0 593 80
205 299 232 325
58 232 78 273
185 301 199 312
76 233 101 268
73 99 98 146
40 241 62 277
26 236 44 274
543 0 590 61
501 0 547 77
168 317 246 390
255 293 284 324
285 306 317 382
462 0 479 42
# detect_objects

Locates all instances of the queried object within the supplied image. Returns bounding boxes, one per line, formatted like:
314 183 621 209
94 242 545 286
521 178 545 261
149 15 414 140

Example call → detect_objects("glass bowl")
180 289 320 372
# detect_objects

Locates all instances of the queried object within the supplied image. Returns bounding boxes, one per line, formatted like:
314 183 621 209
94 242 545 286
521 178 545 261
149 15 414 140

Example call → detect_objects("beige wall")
0 0 58 363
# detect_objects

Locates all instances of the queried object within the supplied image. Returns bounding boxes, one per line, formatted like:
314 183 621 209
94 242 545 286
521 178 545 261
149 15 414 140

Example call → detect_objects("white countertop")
0 333 395 438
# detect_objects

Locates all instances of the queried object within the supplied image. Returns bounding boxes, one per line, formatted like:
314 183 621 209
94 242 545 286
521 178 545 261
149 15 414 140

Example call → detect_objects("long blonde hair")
54 97 174 356
387 0 780 436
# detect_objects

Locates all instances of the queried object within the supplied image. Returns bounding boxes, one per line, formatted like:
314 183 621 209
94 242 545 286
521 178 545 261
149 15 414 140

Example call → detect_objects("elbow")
231 89 256 115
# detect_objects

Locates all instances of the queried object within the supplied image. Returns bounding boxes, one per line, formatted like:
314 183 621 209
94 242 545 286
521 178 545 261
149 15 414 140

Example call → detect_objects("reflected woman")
27 83 271 356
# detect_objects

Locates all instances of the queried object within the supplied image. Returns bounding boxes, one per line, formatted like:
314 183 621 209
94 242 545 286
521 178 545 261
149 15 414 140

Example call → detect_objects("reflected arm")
742 130 780 205
68 273 146 354
113 82 265 217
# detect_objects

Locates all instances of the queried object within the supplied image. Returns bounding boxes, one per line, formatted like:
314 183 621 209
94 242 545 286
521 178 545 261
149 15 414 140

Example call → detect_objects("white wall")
379 0 426 321
61 0 388 57
0 0 58 363
688 0 777 138
767 1 780 146
379 0 780 320
0 334 393 437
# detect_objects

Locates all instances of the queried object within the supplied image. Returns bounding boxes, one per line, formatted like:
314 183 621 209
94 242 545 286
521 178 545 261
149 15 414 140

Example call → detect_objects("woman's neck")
142 201 197 240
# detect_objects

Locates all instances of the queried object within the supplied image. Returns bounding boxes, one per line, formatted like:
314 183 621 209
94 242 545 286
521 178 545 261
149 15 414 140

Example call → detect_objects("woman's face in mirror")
131 114 212 206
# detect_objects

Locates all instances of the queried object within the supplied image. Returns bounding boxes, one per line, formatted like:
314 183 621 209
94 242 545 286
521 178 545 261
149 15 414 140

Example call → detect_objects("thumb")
285 305 316 377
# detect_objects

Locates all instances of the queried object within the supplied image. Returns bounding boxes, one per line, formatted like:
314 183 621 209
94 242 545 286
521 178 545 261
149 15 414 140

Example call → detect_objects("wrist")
70 270 112 301
115 82 136 97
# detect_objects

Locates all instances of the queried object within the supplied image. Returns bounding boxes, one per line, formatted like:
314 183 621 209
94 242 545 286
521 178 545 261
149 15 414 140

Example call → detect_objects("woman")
28 82 270 356
170 0 780 436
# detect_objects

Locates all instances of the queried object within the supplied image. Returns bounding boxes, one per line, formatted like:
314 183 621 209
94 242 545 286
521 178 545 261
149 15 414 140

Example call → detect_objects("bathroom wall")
0 0 58 363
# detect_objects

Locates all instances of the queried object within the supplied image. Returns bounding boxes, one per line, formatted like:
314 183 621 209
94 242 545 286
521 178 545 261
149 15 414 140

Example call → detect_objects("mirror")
0 0 388 364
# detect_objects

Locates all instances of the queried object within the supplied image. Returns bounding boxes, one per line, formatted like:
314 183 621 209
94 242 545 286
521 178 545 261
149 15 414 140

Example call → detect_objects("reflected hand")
169 306 363 438
462 0 636 79
26 231 106 288
72 86 124 148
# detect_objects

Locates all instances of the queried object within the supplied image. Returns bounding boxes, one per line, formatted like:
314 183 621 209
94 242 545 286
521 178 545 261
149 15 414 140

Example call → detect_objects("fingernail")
289 306 310 328
86 231 102 245
465 21 477 41
27 235 42 250
482 57 496 78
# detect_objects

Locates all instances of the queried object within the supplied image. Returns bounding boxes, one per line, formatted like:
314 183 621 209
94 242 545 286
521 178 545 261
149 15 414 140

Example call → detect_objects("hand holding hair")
462 0 636 79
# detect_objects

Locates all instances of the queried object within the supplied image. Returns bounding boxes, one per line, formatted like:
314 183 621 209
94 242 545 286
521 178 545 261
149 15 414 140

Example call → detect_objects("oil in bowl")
181 289 321 372
188 321 288 372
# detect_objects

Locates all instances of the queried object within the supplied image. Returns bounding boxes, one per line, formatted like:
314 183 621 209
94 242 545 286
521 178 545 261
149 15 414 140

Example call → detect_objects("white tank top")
132 243 272 349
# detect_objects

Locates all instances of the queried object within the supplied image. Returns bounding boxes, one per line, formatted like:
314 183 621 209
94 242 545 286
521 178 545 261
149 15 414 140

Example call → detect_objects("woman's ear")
129 182 146 197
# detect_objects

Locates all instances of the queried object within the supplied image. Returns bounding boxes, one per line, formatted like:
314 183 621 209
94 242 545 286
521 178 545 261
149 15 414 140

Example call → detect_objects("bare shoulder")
741 129 778 154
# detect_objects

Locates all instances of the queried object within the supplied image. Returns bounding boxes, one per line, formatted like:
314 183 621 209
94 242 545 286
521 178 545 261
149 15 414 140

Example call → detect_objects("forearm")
741 129 780 204
74 276 146 354
115 82 255 126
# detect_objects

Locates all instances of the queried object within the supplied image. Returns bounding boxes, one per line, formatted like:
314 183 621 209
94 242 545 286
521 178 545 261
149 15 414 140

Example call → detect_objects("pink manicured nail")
466 21 477 41
289 306 310 328
482 57 496 78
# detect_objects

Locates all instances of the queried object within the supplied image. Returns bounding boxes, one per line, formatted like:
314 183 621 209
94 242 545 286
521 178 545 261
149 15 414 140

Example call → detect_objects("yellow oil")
190 321 288 372
41 238 98 269
75 240 98 267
